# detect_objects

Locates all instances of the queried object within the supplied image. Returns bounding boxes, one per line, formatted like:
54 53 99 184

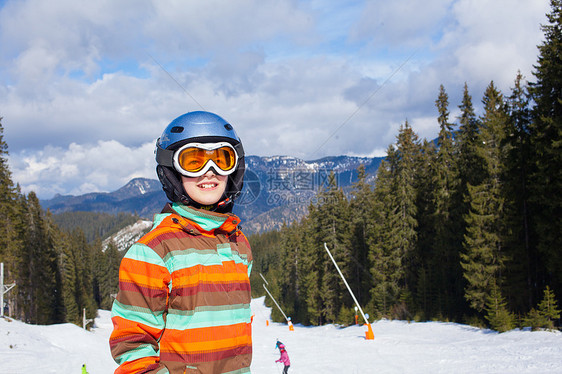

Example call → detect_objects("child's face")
181 171 228 206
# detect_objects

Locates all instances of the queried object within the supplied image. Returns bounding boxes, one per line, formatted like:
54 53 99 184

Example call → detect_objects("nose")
203 168 218 177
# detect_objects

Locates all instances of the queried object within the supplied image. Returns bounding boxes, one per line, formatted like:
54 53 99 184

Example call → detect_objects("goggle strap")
156 145 175 168
234 142 244 157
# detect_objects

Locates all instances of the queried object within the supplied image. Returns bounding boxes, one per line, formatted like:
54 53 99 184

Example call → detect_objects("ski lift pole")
83 308 94 330
1 263 16 318
323 243 374 340
262 284 293 331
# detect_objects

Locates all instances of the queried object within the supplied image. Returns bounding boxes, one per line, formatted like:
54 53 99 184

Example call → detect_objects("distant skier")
81 364 89 374
275 341 291 374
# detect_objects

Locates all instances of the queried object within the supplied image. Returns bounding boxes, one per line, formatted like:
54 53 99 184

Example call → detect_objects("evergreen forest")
248 1 562 332
0 138 126 324
0 1 560 332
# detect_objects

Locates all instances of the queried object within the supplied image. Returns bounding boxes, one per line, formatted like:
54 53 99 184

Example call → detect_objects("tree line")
0 127 124 325
249 1 562 332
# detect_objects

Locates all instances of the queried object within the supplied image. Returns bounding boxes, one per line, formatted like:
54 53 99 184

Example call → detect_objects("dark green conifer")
484 283 516 332
537 286 560 329
461 82 509 313
348 164 375 308
430 85 464 318
528 0 562 297
503 72 535 311
368 147 402 317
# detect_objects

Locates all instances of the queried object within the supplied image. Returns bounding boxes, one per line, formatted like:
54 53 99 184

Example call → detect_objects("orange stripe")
172 261 247 277
162 335 252 354
173 266 249 287
110 316 163 340
160 323 251 352
138 215 177 244
120 258 169 287
115 357 158 374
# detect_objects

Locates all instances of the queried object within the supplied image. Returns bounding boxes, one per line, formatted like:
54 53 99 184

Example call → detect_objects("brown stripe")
169 289 251 310
172 282 250 296
110 333 159 358
160 345 252 364
120 280 168 299
164 353 252 374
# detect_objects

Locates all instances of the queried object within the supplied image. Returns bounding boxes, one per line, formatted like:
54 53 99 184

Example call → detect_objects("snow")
102 219 152 252
1 296 561 373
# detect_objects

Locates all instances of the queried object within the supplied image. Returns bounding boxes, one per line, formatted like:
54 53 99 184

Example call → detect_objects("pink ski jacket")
276 348 291 366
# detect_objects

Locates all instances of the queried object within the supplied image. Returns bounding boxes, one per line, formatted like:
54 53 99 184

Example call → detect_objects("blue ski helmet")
155 111 245 212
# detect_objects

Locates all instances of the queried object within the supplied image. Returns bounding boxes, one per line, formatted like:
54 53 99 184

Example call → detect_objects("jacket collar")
163 203 240 234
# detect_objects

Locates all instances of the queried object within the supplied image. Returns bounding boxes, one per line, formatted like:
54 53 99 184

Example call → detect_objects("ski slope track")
0 296 560 373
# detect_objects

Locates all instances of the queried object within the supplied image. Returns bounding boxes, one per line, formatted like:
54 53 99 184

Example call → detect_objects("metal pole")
259 273 269 285
323 243 370 326
83 308 94 330
1 263 16 318
262 284 289 322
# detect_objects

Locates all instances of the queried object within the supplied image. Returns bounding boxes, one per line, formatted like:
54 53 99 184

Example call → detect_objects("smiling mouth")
198 183 218 190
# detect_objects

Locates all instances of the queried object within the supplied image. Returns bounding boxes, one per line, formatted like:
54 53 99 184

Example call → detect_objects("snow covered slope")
1 297 560 373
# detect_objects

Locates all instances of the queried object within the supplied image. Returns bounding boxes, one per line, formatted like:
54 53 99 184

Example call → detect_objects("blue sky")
0 0 551 199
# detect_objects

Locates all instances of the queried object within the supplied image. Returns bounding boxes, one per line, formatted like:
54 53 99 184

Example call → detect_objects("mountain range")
41 155 383 234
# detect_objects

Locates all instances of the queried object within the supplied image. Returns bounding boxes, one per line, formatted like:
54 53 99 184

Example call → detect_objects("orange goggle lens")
177 146 236 173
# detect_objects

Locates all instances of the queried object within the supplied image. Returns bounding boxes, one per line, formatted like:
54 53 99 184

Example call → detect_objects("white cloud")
10 140 157 198
0 0 553 199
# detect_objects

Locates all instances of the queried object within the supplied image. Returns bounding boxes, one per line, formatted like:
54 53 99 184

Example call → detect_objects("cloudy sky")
0 0 551 199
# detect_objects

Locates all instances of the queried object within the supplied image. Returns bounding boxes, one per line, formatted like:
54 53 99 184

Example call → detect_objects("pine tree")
461 82 509 313
455 84 485 283
58 231 79 324
430 85 464 318
394 121 420 318
348 164 375 308
484 283 516 332
457 83 485 188
503 72 535 312
368 147 402 317
59 229 97 325
20 193 62 324
273 223 302 323
413 139 436 319
537 286 561 329
0 117 22 318
527 0 562 298
96 242 122 310
368 122 420 320
298 213 325 325
523 286 561 330
310 173 352 324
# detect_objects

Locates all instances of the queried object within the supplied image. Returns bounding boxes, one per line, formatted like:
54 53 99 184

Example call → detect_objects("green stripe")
163 249 249 273
172 203 228 231
164 249 222 272
111 299 165 329
124 243 166 266
116 343 158 365
166 304 251 330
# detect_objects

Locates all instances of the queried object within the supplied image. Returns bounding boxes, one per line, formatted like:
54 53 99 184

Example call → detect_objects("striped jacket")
110 203 253 374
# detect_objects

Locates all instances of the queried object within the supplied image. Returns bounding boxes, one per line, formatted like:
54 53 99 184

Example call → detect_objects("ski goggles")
171 142 239 177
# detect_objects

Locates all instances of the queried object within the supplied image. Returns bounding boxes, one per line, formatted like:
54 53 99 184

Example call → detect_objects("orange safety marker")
365 323 374 340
